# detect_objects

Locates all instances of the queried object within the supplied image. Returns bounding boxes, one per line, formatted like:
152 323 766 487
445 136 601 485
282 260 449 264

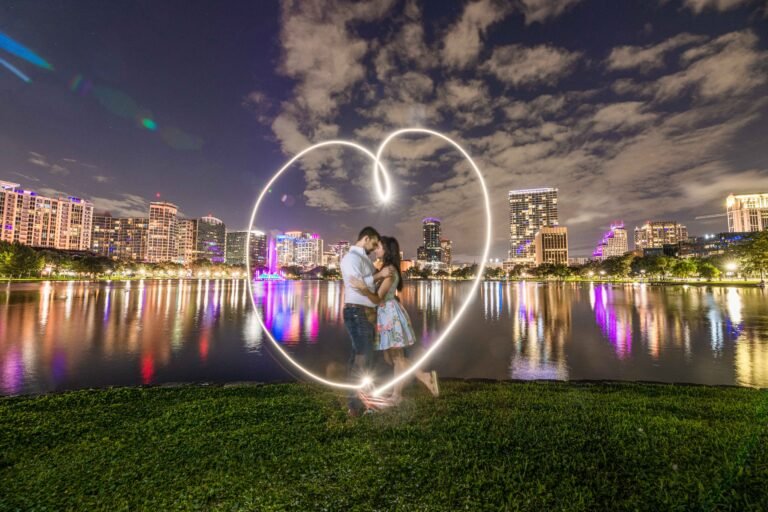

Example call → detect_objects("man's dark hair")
357 226 380 242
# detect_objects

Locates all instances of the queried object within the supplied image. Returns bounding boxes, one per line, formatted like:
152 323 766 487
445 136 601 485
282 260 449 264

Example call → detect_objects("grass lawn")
1 381 766 511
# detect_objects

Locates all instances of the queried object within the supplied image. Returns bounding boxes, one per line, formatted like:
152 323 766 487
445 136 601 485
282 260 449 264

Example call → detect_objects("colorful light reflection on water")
0 280 766 395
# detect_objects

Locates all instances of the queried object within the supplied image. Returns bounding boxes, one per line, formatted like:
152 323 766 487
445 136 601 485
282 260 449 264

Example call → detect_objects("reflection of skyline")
1 281 767 394
507 282 571 380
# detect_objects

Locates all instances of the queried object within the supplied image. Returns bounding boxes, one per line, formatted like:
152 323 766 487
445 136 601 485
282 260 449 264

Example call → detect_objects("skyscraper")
0 181 93 250
535 226 568 266
727 193 768 232
275 235 295 266
634 221 688 250
92 212 118 257
146 202 178 263
440 239 452 266
196 215 226 263
114 217 148 261
225 230 267 267
593 223 628 260
420 217 442 262
294 233 323 268
177 218 198 264
508 188 558 262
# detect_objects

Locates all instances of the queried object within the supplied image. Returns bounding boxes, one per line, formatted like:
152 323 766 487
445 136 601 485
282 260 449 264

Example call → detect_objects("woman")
351 236 438 404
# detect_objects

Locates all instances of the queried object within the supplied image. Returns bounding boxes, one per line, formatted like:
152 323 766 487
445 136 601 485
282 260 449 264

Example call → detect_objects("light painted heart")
246 128 492 396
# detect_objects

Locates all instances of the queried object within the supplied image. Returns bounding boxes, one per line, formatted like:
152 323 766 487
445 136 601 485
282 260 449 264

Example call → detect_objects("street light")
725 262 738 272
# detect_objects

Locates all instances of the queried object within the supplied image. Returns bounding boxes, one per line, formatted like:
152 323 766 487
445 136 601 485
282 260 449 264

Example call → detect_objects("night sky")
1 0 767 260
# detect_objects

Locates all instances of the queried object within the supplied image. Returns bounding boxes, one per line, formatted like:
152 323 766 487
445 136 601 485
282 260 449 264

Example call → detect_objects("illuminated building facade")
508 188 558 263
0 180 93 250
440 239 452 266
634 221 688 250
534 226 568 265
114 217 148 261
177 218 198 264
593 223 628 260
727 193 768 232
146 202 178 263
91 212 118 257
225 230 267 267
196 215 226 263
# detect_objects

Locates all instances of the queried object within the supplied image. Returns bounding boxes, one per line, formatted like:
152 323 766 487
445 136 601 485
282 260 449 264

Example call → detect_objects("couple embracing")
340 226 439 416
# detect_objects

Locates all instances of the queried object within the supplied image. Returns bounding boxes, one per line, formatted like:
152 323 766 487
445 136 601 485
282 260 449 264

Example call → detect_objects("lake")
1 279 766 395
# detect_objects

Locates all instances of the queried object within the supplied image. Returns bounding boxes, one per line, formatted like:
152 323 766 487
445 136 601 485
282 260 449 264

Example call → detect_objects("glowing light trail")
246 129 492 396
0 57 31 83
0 32 53 70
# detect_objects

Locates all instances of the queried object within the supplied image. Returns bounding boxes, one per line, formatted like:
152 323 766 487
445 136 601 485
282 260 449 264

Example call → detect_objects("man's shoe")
430 371 440 397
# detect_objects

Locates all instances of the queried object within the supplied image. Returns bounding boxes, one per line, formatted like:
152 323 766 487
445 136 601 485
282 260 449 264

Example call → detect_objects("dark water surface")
1 279 766 395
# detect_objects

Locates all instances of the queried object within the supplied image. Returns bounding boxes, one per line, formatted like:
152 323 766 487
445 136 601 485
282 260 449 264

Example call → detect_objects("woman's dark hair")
379 236 403 291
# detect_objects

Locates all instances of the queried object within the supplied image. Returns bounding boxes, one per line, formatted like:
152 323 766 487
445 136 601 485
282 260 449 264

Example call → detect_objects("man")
340 226 392 416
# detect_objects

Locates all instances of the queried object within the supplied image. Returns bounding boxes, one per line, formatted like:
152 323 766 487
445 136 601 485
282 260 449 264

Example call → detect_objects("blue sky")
1 0 767 259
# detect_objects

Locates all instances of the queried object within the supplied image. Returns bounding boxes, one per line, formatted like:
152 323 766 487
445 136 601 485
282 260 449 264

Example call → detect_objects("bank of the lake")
1 381 766 511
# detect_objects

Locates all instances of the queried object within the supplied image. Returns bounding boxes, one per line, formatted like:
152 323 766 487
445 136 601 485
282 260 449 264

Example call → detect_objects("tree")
697 261 721 281
435 270 449 279
736 231 768 281
321 267 340 280
671 258 697 278
601 255 634 278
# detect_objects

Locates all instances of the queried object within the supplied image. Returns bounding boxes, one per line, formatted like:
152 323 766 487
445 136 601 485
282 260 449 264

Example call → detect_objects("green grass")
1 381 766 511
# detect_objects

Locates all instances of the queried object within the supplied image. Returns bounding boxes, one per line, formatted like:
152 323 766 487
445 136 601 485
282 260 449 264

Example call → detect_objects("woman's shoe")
430 371 440 397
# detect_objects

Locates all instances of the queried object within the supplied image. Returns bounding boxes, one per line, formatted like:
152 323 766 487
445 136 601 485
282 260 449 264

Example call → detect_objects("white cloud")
49 164 69 176
591 102 657 132
93 176 110 183
654 30 768 102
483 44 581 87
681 0 755 13
606 33 707 72
442 0 511 68
90 193 149 218
518 0 582 24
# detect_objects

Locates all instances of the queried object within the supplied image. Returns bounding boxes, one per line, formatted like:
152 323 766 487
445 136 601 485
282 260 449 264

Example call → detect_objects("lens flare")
0 31 53 70
141 118 157 131
0 57 31 83
246 129 492 395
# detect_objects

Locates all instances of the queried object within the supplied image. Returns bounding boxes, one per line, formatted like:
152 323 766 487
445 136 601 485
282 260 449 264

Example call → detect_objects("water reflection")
0 280 766 394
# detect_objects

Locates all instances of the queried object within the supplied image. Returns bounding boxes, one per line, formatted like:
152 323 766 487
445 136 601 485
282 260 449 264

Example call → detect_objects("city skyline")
1 1 767 259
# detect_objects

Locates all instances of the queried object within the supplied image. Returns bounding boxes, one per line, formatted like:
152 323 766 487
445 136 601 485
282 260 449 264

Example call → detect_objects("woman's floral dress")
376 273 417 350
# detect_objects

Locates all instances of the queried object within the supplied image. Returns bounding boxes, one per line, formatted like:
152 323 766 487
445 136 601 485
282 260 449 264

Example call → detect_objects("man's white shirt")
340 245 376 307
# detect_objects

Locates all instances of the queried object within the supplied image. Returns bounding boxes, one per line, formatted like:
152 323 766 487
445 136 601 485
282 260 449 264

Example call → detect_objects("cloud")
442 0 511 68
606 33 707 72
518 0 583 24
49 164 69 176
277 0 396 118
373 1 436 81
680 0 755 13
483 44 581 87
303 186 352 211
93 175 110 183
90 193 149 217
242 90 274 125
27 151 49 168
10 172 39 182
591 102 657 132
654 30 768 102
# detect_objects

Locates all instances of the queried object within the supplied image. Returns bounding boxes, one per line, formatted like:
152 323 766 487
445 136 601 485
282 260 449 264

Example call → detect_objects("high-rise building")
196 215 226 263
295 233 323 268
146 202 178 263
275 235 295 267
727 193 768 232
114 217 148 261
535 226 568 266
57 196 93 251
593 223 628 260
0 181 93 250
421 218 442 262
225 230 267 267
177 218 198 264
331 241 350 260
508 188 558 263
92 212 118 257
440 239 452 266
634 221 688 250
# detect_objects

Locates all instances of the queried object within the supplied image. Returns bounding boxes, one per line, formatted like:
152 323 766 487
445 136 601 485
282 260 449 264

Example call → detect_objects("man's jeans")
343 304 375 412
